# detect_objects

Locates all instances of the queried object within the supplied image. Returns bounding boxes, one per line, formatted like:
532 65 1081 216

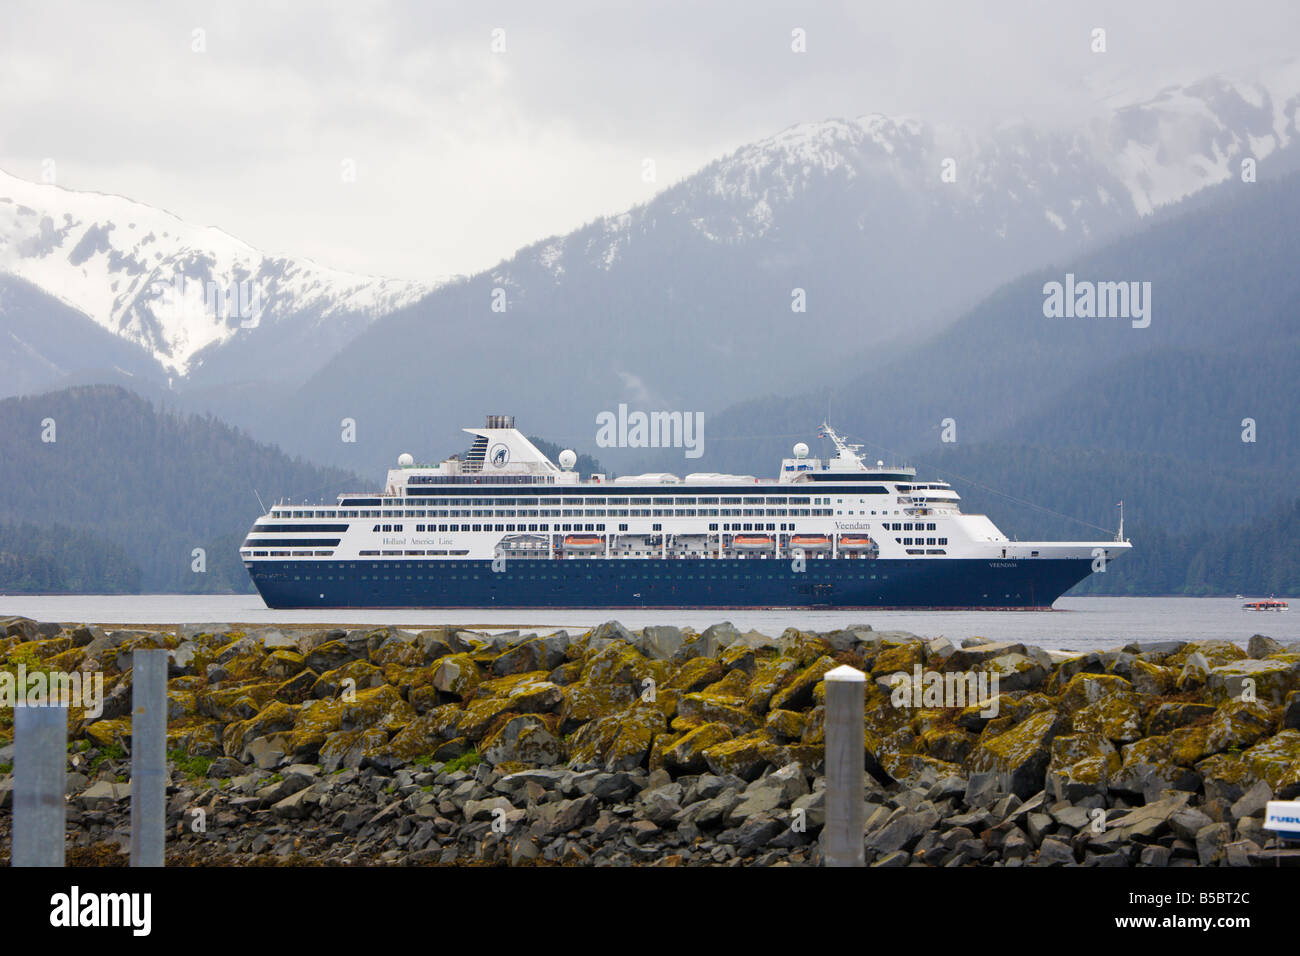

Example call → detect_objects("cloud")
1 0 1296 279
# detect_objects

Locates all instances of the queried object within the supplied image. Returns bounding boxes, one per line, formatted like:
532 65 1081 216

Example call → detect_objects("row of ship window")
316 508 834 519
374 522 824 534
271 496 828 517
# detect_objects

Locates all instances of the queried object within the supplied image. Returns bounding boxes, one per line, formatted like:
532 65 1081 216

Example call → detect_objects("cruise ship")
242 415 1130 609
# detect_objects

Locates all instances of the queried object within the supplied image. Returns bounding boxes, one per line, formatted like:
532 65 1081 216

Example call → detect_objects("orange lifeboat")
731 534 775 550
562 534 604 551
790 534 831 550
838 536 876 550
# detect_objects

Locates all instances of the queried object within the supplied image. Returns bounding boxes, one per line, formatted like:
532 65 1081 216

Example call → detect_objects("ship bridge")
780 424 917 484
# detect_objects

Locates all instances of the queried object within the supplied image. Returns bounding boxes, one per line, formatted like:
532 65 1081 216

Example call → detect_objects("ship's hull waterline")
248 555 1097 610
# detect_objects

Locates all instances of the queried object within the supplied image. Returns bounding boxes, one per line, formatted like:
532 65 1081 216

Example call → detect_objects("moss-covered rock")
1206 659 1300 706
558 683 636 732
342 684 415 734
273 668 319 705
921 727 974 764
1071 694 1143 744
319 727 388 772
263 649 306 681
967 710 1066 798
310 660 385 700
369 633 424 669
771 655 836 711
1060 672 1137 711
1145 701 1215 737
871 641 924 677
982 653 1049 693
663 656 725 693
881 751 963 786
482 714 564 767
1130 658 1176 696
569 702 665 771
1205 699 1275 754
764 708 806 742
1241 730 1300 790
743 657 799 714
431 653 481 699
85 718 131 749
1196 752 1260 805
1167 641 1246 669
222 700 298 759
475 671 565 714
776 629 833 667
1112 734 1201 800
1166 723 1213 766
702 731 770 780
581 642 654 686
288 698 346 756
678 691 759 733
663 721 733 773
458 697 518 742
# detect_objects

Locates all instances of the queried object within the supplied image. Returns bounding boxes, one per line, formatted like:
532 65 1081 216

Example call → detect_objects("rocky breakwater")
1 614 1299 866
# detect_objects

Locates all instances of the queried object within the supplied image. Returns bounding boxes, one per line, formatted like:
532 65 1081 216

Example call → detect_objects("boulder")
770 655 836 711
1045 732 1120 802
982 653 1049 693
665 723 734 773
636 626 685 660
1112 736 1201 801
1247 634 1284 659
1241 730 1300 792
967 710 1066 798
431 654 481 698
1196 753 1259 806
1205 699 1275 754
482 715 563 767
744 658 799 715
1145 701 1215 737
491 636 568 676
304 639 367 674
1195 821 1232 866
1207 658 1300 706
702 732 770 781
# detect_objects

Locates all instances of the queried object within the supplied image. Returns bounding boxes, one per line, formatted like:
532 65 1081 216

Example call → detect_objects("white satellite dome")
558 449 578 470
397 452 415 467
793 442 809 459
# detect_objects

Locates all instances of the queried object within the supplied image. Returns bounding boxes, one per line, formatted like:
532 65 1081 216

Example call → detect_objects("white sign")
1264 801 1300 839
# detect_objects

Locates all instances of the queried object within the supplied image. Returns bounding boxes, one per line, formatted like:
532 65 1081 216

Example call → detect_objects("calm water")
0 595 1295 654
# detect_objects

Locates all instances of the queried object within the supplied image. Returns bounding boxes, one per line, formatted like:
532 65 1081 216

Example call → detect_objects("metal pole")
13 704 68 867
130 649 168 867
823 664 865 866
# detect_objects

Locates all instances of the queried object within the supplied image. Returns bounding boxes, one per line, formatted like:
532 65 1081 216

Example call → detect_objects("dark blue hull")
246 557 1096 609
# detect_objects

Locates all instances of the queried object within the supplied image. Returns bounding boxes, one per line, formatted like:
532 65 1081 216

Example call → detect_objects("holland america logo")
490 443 510 467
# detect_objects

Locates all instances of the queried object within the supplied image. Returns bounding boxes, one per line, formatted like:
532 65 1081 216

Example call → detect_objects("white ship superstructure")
242 416 1130 609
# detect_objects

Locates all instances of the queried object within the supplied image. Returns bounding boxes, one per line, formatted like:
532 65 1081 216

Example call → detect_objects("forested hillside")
0 386 363 592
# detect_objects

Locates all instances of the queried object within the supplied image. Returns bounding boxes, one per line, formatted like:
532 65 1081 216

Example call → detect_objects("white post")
823 664 865 866
130 649 168 867
13 705 68 867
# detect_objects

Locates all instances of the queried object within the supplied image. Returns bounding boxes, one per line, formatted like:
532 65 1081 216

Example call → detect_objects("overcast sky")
2 0 1296 281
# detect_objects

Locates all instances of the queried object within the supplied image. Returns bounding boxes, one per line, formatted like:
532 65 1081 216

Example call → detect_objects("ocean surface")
0 595 1295 654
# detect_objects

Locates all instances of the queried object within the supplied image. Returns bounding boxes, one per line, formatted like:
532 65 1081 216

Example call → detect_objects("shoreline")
2 615 1299 867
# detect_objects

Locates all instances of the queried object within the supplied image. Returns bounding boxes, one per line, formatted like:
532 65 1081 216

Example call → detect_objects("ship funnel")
485 415 515 429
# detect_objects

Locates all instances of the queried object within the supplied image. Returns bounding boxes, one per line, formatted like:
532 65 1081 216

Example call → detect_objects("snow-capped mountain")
272 62 1300 471
531 60 1300 280
0 168 432 381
